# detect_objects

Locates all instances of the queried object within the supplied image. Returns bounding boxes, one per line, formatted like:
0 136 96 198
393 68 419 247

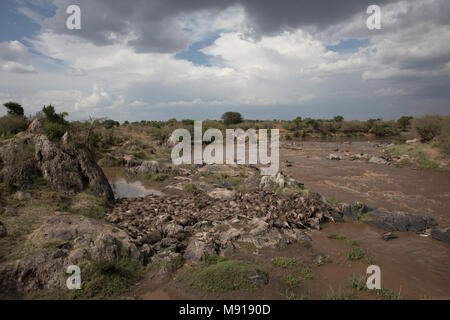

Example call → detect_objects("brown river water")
105 140 450 299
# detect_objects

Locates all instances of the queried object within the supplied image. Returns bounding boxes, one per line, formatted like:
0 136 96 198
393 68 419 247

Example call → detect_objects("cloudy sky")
0 0 449 121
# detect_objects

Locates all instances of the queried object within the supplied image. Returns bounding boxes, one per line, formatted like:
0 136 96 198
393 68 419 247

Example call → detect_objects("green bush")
43 122 67 141
414 115 442 141
0 115 29 136
397 116 413 131
370 121 399 137
41 105 69 141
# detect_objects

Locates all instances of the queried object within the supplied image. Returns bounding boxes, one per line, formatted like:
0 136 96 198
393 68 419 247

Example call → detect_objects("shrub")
221 112 243 125
347 247 364 261
414 115 442 141
41 105 69 141
438 116 450 155
397 116 413 131
0 115 29 136
43 122 67 141
370 121 399 137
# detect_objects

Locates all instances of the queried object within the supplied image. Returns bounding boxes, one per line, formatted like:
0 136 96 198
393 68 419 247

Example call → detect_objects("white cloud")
1 62 37 74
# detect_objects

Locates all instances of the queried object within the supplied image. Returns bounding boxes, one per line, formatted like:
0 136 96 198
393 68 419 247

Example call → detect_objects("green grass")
349 275 367 291
81 201 107 221
347 239 359 246
272 256 298 269
316 255 331 267
71 258 146 299
183 182 201 195
282 290 309 300
348 275 403 300
328 233 346 240
183 258 268 293
327 289 356 300
200 172 244 189
284 274 301 289
347 247 364 261
327 197 342 204
371 288 403 300
272 256 316 281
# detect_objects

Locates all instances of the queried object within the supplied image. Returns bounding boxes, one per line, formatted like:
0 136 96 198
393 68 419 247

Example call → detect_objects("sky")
0 0 449 122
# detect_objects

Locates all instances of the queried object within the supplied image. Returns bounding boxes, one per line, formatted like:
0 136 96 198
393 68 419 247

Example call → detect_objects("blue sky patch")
175 35 219 66
0 0 55 42
326 38 370 54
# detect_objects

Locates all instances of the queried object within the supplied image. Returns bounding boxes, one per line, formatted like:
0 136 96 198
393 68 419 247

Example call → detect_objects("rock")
363 209 437 233
259 176 274 190
248 271 269 286
27 119 42 133
431 227 450 244
274 173 285 189
0 221 7 238
381 231 398 241
207 188 235 200
11 191 31 201
406 138 418 144
163 223 183 237
3 207 18 216
342 202 369 221
350 153 369 161
61 132 70 144
0 121 114 203
124 155 142 168
327 154 341 161
368 156 387 165
183 239 216 263
283 229 311 241
143 230 162 245
249 218 269 236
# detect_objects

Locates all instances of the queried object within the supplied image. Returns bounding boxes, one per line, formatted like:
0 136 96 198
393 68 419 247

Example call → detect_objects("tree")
42 105 69 141
221 112 243 125
397 116 413 131
333 115 344 122
42 105 68 124
3 102 24 116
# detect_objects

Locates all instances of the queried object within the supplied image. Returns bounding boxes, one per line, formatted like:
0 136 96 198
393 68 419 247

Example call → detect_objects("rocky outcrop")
431 227 450 244
0 214 145 299
108 190 335 265
0 120 114 203
336 201 441 239
362 209 437 233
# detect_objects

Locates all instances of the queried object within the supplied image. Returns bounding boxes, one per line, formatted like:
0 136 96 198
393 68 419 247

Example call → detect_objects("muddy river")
105 140 450 299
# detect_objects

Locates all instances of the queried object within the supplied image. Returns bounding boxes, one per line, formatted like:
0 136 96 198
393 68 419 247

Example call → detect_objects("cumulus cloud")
1 0 449 120
1 62 37 74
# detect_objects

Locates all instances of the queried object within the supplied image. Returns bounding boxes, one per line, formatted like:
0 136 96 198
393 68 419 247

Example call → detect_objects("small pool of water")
104 168 164 199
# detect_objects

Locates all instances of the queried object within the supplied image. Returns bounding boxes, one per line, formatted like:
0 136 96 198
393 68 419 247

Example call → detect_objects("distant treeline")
1 103 449 155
